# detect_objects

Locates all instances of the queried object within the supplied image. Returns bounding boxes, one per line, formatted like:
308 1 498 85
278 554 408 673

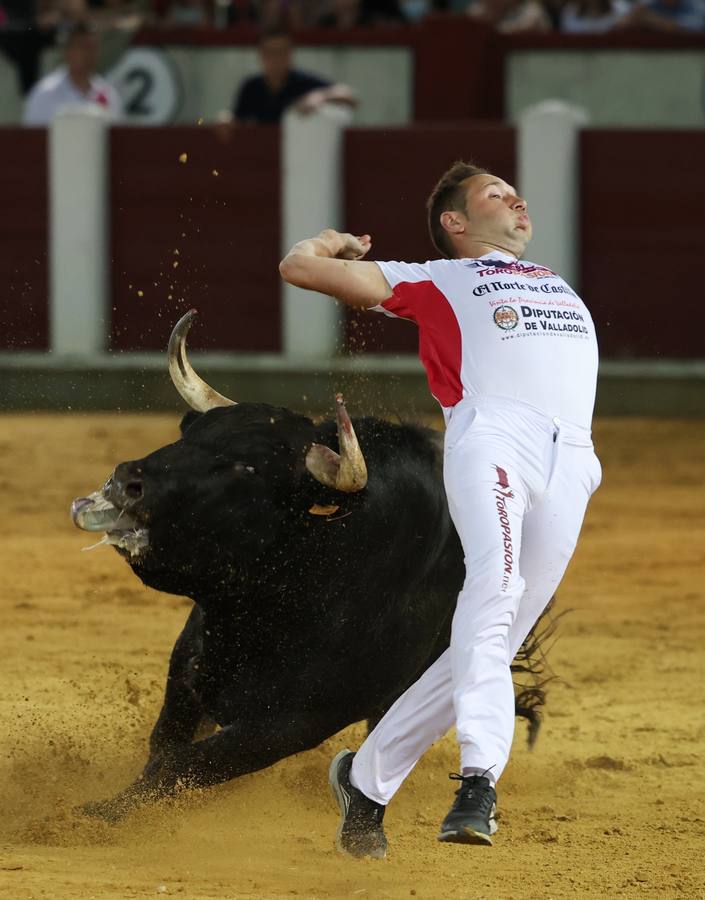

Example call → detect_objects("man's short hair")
426 160 489 259
60 20 97 47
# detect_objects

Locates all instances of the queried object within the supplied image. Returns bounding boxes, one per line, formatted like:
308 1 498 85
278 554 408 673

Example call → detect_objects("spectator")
0 1 57 94
316 0 407 26
467 0 552 31
23 20 123 124
86 0 150 31
256 0 306 28
231 27 357 125
164 0 211 25
615 0 705 30
317 0 366 26
560 0 630 31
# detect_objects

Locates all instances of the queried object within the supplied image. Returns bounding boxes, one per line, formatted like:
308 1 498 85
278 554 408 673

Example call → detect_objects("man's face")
258 36 293 84
461 173 532 254
65 33 99 77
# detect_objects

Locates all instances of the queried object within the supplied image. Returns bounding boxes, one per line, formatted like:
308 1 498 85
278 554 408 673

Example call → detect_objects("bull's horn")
305 394 367 493
168 310 236 411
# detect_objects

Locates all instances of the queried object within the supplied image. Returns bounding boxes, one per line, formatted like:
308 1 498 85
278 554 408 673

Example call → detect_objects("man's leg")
346 445 598 841
507 444 601 663
445 454 529 781
350 645 454 804
351 446 529 804
438 441 598 844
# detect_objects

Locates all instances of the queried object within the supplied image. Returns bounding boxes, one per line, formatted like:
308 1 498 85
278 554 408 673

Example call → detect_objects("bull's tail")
511 599 566 747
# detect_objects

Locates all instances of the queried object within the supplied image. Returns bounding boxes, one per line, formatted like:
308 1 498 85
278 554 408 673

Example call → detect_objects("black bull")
74 403 552 821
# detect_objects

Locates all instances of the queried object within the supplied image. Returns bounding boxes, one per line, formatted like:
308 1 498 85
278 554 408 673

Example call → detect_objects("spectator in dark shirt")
232 27 357 124
316 0 407 26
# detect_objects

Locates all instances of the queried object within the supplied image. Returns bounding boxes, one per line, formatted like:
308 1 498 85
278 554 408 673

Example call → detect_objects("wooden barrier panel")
343 123 516 353
0 129 48 351
580 130 705 358
110 126 281 352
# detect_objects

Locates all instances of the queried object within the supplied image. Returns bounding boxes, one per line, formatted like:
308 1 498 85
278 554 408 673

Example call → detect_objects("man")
231 27 357 125
279 161 601 856
615 0 705 30
23 21 123 126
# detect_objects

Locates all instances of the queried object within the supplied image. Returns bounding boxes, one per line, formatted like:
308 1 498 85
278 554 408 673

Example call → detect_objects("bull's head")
71 312 368 587
167 311 367 493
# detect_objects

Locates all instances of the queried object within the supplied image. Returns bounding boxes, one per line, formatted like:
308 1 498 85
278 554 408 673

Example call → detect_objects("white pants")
351 397 602 805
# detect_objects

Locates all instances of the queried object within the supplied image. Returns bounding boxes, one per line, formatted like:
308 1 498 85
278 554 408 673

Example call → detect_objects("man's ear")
440 210 466 237
179 410 202 435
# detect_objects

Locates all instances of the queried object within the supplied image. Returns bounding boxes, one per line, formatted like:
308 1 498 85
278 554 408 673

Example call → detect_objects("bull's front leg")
119 710 340 800
80 608 209 821
81 677 208 821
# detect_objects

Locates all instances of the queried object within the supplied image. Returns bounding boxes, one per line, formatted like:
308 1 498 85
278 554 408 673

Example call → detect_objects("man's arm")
279 229 392 309
296 83 359 114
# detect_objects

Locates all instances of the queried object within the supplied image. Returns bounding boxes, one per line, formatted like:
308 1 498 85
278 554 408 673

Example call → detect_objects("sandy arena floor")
0 413 704 900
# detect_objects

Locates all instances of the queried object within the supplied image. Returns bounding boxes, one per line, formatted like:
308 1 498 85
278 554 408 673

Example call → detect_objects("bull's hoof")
76 790 142 823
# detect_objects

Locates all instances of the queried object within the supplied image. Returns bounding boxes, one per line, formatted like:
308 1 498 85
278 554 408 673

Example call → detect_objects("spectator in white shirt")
467 0 552 32
560 0 630 31
23 21 123 126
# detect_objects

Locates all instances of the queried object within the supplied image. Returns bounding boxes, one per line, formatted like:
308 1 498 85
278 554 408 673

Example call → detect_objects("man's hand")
279 229 390 309
319 229 372 261
295 89 327 116
295 86 359 116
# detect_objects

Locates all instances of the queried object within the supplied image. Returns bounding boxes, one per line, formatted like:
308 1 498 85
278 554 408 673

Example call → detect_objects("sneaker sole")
328 749 387 861
437 826 494 846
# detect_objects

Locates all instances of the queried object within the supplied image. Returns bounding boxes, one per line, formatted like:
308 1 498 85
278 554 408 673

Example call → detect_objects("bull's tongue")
71 491 134 532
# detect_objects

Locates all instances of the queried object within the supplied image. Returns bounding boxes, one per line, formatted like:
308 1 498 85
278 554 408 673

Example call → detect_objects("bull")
71 311 551 821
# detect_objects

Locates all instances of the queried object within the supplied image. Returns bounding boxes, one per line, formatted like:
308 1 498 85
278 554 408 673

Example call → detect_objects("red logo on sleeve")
494 465 510 490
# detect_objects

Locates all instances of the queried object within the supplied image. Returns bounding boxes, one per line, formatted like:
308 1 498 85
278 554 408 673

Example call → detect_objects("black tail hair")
511 599 568 747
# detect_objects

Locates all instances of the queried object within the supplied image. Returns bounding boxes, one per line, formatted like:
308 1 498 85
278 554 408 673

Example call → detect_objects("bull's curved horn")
305 394 367 493
168 310 236 411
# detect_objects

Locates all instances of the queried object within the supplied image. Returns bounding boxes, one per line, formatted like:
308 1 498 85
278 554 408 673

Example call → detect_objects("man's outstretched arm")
279 229 392 309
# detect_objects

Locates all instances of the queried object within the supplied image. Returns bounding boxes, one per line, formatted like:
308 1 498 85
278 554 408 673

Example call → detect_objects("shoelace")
448 772 495 813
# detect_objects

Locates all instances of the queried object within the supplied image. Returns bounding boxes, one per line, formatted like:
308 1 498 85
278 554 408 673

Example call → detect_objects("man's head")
258 27 293 85
426 161 532 260
63 22 99 79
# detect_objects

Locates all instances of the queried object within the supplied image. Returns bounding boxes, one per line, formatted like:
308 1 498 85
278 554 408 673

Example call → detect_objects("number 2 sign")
107 48 183 125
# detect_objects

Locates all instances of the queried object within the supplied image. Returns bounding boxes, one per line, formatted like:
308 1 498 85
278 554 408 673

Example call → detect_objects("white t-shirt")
372 252 599 430
23 67 123 126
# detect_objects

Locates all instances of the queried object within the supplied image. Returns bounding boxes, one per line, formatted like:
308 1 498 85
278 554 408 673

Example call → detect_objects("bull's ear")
179 410 202 435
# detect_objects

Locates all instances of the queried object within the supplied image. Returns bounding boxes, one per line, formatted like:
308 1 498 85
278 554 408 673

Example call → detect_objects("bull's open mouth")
71 491 149 559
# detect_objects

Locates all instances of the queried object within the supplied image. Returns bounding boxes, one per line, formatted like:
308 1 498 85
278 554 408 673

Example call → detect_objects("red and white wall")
1 106 705 360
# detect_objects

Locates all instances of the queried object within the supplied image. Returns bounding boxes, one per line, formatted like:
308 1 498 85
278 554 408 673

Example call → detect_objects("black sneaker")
328 749 388 859
437 773 498 846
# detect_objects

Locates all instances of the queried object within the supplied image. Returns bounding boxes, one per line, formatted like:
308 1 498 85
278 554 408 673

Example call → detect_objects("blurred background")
1 0 704 414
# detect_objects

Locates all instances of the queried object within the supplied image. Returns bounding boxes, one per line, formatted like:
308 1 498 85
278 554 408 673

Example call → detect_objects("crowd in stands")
2 0 704 40
2 0 704 122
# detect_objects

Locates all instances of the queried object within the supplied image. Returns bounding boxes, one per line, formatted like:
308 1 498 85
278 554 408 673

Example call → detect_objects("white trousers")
351 397 602 805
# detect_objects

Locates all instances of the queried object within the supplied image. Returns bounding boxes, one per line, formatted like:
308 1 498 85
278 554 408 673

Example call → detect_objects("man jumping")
279 161 601 855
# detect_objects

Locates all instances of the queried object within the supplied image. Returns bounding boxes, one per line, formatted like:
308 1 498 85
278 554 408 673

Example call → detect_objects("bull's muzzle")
109 462 145 510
